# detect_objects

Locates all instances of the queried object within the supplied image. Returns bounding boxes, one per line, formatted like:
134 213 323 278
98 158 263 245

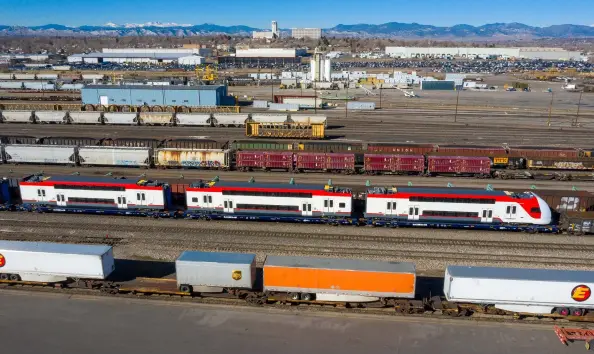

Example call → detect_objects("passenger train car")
19 175 173 217
364 187 553 231
185 180 353 224
8 174 558 232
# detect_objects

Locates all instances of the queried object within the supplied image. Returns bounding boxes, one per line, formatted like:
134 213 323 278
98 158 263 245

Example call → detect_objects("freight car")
1 240 593 319
5 174 559 233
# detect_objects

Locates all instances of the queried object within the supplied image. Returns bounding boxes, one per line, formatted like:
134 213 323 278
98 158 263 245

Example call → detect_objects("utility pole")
270 67 274 102
379 84 382 109
574 91 583 127
454 89 460 123
547 92 554 127
345 73 349 119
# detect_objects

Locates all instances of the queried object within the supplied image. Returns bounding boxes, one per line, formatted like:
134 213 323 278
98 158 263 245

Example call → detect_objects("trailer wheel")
179 284 192 293
0 274 8 280
556 307 570 316
571 308 584 316
9 274 20 281
289 292 300 300
301 293 314 301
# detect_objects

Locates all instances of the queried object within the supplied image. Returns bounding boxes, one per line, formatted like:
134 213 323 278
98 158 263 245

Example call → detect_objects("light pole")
454 89 460 123
270 67 274 102
574 91 583 127
345 73 349 119
547 92 554 127
379 84 383 109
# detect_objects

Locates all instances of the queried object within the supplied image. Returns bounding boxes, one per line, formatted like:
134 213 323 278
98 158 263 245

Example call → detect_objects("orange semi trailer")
263 255 416 303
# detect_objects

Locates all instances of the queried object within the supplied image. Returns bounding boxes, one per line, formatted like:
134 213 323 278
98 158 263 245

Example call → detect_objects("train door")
481 209 493 223
386 201 397 216
506 205 517 221
37 188 47 203
136 192 147 207
224 199 234 213
56 193 66 207
117 195 128 209
323 199 335 214
408 206 419 220
203 195 213 209
302 201 312 216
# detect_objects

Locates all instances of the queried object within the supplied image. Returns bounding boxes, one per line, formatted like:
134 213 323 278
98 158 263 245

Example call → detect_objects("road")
0 290 582 354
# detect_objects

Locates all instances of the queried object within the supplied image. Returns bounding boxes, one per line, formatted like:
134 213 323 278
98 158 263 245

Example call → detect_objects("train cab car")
18 174 173 216
364 186 554 231
185 180 354 224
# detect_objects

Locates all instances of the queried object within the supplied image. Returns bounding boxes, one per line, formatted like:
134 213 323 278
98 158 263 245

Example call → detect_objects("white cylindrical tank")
310 60 316 82
324 58 331 82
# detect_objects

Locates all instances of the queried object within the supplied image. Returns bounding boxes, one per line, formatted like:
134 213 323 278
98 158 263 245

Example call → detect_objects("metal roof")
369 187 507 196
176 251 255 264
76 52 188 59
447 266 594 283
265 255 416 274
190 180 350 192
24 175 142 184
84 84 223 91
0 240 111 256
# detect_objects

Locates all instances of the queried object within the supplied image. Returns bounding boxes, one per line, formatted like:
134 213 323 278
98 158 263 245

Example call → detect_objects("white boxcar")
78 146 151 167
252 100 269 108
138 112 173 126
1 110 33 123
14 74 36 80
4 144 76 165
212 113 248 127
154 148 230 169
175 113 211 126
444 266 594 315
68 111 102 124
175 251 256 292
290 114 327 127
103 113 137 125
268 103 300 112
250 114 288 123
0 240 114 283
35 111 67 124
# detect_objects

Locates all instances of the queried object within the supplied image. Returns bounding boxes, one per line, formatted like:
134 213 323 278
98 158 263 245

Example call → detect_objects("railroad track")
1 218 593 252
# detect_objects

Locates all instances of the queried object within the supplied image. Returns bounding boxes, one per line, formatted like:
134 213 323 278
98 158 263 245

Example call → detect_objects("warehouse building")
67 53 204 65
385 47 582 60
103 47 212 57
235 48 307 58
291 28 322 40
81 85 235 107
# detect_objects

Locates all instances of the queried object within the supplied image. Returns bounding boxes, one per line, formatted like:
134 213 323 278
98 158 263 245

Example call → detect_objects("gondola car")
184 180 354 224
18 174 173 217
364 186 555 232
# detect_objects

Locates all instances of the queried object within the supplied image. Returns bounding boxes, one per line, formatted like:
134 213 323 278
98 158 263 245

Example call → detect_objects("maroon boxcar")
508 146 580 159
236 151 294 171
427 156 491 176
295 152 355 173
366 143 436 155
364 154 425 175
436 145 507 157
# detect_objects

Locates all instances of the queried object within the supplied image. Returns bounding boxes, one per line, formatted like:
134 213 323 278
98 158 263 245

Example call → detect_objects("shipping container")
264 255 416 301
0 110 33 123
175 113 211 126
3 144 76 165
364 154 425 174
68 111 102 125
282 97 322 108
101 138 162 149
155 148 230 169
268 103 300 112
290 115 327 127
236 151 294 171
0 241 114 283
175 251 256 292
231 140 294 151
102 113 138 125
212 113 248 127
444 265 594 315
78 146 151 167
252 100 269 109
138 112 174 126
39 137 99 146
427 156 491 175
420 80 456 90
250 114 288 124
295 152 355 172
508 146 580 159
527 158 594 170
34 111 68 124
367 143 436 155
347 101 376 110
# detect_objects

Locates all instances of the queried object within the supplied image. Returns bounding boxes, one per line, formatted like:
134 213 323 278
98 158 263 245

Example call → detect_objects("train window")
224 201 228 208
392 202 397 210
488 210 493 218
42 190 46 196
137 193 141 200
237 204 298 211
118 197 121 204
308 204 311 211
329 200 334 208
482 210 487 218
69 197 114 204
37 189 41 196
183 100 189 103
55 185 126 192
203 196 207 203
512 206 517 214
387 202 391 210
229 201 233 208
142 194 146 201
171 100 177 103
531 207 541 213
208 196 212 203
192 197 198 203
123 197 126 204
409 207 413 215
506 206 511 214
324 200 328 208
339 203 346 208
222 190 312 198
303 204 306 211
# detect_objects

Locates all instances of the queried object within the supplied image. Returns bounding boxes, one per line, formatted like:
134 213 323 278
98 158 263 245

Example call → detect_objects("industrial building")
104 47 213 57
385 47 582 60
291 28 322 40
81 85 236 107
235 48 307 58
67 53 204 65
253 21 279 39
310 49 331 82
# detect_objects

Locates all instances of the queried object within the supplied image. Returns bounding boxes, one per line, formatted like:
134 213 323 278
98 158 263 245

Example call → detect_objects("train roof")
190 180 352 193
21 175 165 187
447 265 594 283
367 187 534 198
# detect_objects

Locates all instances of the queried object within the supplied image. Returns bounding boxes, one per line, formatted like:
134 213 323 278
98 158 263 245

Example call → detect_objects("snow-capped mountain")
104 22 193 28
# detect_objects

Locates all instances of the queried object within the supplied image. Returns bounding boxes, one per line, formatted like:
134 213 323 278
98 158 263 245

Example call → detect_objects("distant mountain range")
1 22 594 39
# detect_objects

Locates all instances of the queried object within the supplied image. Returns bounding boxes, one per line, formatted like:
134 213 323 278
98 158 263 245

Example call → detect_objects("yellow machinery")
195 65 218 84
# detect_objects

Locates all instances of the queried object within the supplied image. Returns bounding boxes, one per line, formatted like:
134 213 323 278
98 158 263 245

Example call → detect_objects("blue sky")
3 0 593 27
